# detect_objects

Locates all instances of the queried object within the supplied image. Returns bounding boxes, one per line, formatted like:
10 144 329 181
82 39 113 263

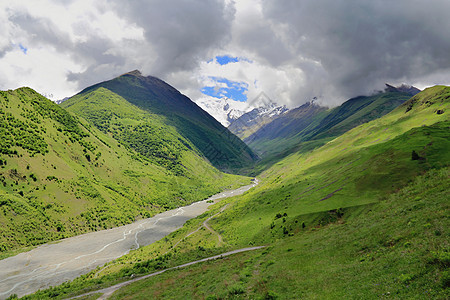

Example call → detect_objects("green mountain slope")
0 88 250 254
64 71 257 172
32 86 449 299
246 90 413 172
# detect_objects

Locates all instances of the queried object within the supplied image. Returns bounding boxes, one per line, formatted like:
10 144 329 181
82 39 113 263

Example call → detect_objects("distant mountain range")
235 84 421 170
228 98 289 140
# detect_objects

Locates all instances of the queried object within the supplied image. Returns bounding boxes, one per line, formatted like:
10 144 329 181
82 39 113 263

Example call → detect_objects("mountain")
194 96 248 127
35 86 450 299
385 83 421 96
245 89 416 165
0 87 250 254
195 92 288 133
228 97 289 139
63 70 257 172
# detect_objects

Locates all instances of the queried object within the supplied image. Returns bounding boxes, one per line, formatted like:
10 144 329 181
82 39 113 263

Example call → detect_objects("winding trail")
203 204 229 246
70 246 266 300
0 179 258 299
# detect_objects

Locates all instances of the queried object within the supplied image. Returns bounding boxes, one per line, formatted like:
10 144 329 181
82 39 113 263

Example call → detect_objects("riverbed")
0 180 258 299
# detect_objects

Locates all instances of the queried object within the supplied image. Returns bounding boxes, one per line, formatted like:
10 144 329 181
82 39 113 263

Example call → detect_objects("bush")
228 284 245 295
264 291 279 300
441 270 450 288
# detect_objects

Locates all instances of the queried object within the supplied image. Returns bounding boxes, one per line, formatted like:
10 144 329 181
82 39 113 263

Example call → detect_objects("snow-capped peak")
195 96 249 127
195 92 289 128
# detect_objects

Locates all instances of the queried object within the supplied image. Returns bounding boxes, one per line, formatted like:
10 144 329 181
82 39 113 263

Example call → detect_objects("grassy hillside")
66 71 257 172
246 91 413 172
25 86 449 299
108 167 449 299
0 88 251 255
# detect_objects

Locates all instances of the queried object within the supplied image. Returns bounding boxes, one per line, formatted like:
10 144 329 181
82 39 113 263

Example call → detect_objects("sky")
1 0 450 107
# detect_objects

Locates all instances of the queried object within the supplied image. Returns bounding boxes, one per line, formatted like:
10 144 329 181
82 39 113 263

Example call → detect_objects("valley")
0 80 448 300
2 1 450 299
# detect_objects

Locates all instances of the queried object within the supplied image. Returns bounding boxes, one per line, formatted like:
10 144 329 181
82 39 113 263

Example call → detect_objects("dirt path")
69 246 266 300
0 180 259 300
203 204 229 246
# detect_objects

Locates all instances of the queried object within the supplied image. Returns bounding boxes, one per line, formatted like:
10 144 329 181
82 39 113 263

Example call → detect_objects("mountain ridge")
66 71 257 172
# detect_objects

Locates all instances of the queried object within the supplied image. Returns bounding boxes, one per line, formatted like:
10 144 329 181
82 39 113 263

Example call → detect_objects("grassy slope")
110 167 449 300
0 88 250 256
23 86 449 299
68 71 257 172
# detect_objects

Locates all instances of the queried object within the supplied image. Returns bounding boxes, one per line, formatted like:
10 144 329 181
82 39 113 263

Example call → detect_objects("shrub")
264 291 279 300
441 270 450 288
29 173 37 181
398 273 414 283
228 284 245 295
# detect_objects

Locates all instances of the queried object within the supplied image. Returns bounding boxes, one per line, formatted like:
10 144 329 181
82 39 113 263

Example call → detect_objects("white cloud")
0 46 82 98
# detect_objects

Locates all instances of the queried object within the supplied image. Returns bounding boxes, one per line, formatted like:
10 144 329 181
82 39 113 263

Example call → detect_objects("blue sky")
201 55 249 102
201 76 248 102
19 44 27 54
215 55 239 65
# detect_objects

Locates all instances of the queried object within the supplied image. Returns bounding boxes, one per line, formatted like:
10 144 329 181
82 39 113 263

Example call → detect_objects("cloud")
259 0 450 102
0 0 449 106
110 0 235 76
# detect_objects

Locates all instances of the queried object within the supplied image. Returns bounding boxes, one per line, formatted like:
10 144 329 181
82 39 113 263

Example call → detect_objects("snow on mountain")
228 93 289 139
195 92 288 128
195 96 251 127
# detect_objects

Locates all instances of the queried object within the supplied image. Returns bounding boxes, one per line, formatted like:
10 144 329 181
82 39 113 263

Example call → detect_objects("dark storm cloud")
110 0 235 76
3 0 449 103
261 0 450 101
